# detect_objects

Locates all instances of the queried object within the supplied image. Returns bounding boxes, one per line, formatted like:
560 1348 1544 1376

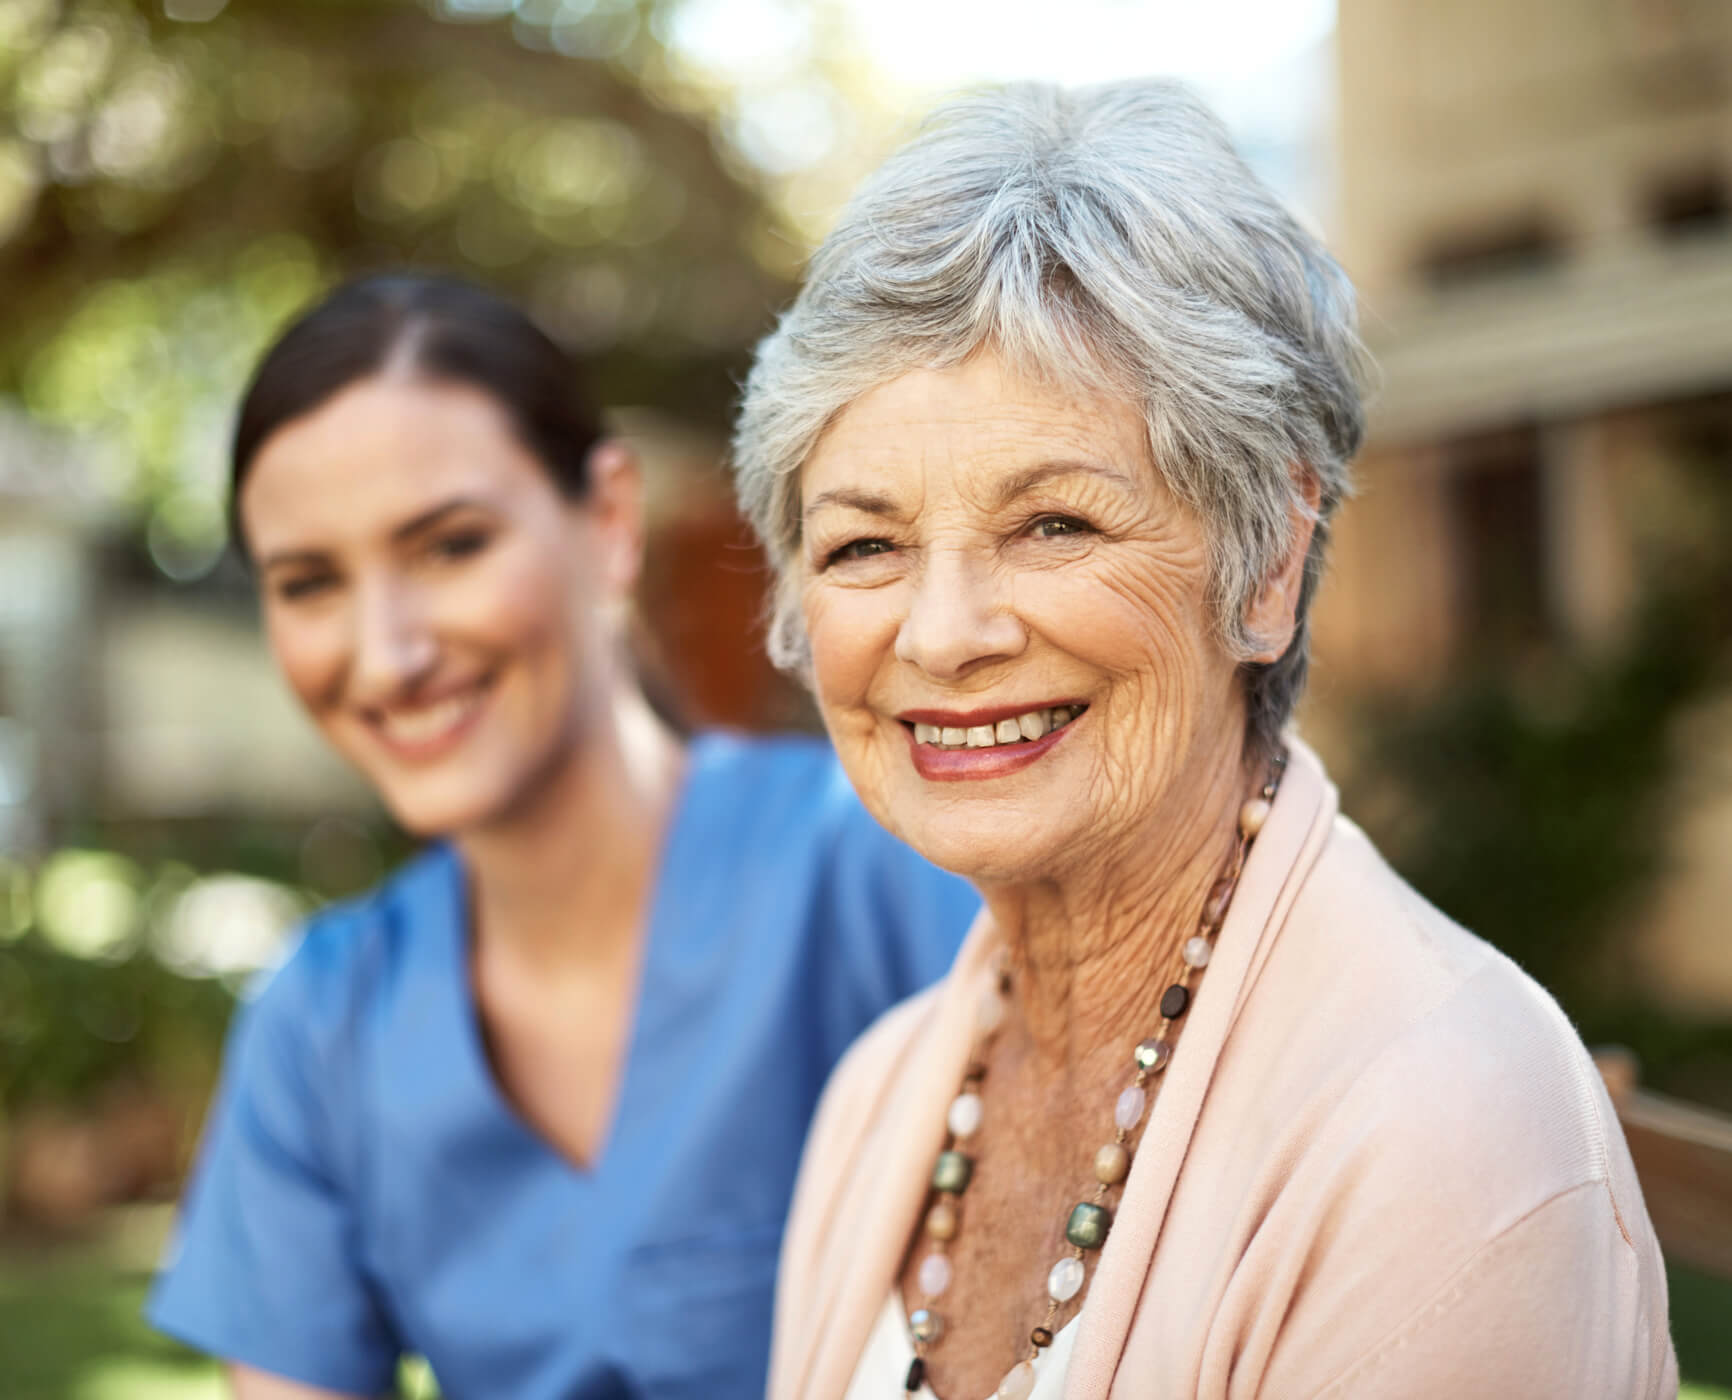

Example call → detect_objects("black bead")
1160 983 1190 1019
905 1356 927 1391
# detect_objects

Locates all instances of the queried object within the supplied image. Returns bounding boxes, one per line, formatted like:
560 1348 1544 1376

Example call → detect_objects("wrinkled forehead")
799 352 1154 515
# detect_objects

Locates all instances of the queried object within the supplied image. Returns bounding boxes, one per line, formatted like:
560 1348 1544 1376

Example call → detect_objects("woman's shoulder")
685 729 860 830
685 729 970 886
1272 814 1648 1236
241 843 457 1047
1215 815 1675 1395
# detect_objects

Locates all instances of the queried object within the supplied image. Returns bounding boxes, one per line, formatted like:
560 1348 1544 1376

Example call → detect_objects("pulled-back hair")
231 272 604 554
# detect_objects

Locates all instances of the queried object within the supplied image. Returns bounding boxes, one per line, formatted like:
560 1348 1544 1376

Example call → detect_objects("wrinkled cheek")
803 589 888 719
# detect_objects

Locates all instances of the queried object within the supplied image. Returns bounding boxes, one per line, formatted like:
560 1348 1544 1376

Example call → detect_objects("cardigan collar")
800 737 1339 1400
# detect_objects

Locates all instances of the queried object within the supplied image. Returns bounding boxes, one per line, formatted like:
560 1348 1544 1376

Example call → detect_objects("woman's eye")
825 537 895 567
430 530 490 562
1029 515 1092 538
276 574 335 601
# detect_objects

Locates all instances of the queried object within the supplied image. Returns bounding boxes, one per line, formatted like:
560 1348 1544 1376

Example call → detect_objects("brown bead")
925 1200 958 1241
1094 1142 1130 1184
1031 1326 1055 1349
1239 797 1271 838
1201 876 1235 928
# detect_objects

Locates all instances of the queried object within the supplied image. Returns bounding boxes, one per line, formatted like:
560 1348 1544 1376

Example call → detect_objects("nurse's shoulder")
225 846 459 1130
688 730 978 1000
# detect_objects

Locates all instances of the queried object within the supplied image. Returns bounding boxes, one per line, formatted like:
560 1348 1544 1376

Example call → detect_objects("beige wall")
1337 0 1732 303
1324 0 1732 1017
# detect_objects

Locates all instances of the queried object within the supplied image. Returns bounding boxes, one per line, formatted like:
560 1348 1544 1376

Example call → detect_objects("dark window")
1650 171 1730 237
1445 426 1549 653
1418 219 1562 290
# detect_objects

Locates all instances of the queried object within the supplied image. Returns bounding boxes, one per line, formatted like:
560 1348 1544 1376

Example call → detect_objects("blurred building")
0 412 110 852
1316 0 1732 1012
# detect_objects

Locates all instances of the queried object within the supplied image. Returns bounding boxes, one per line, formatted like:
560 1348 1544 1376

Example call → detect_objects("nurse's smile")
363 673 497 763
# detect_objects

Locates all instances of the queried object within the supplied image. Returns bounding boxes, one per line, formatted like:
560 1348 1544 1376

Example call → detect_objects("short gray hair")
732 78 1370 755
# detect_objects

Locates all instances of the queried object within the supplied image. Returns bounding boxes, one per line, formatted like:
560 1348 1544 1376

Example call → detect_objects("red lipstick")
900 704 1084 783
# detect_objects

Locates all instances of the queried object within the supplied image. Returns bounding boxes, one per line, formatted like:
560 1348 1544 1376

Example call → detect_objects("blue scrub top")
148 732 977 1399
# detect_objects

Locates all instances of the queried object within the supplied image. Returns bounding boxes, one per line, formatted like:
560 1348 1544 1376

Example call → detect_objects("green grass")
1672 1259 1732 1395
0 1212 1727 1397
0 1253 220 1400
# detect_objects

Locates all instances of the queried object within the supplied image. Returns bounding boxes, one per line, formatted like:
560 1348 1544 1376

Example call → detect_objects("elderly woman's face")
800 350 1247 885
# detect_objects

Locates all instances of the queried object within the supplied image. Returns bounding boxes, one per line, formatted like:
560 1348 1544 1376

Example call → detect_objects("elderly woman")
732 81 1675 1400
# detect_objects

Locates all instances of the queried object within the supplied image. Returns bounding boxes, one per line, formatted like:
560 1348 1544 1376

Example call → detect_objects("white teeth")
379 692 478 746
913 705 1082 750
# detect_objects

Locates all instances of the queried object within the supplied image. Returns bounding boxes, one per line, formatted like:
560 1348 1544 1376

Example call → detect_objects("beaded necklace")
902 752 1285 1400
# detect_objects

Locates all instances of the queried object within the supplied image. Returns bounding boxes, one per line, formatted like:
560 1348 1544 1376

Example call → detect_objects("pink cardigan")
770 740 1677 1399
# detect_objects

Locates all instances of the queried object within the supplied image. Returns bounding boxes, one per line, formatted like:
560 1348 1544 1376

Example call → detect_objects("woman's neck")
980 737 1265 1079
455 682 685 975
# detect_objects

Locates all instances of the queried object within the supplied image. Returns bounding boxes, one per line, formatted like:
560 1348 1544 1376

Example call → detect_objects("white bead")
1047 1254 1085 1302
996 1361 1038 1399
947 1091 983 1138
1114 1084 1146 1132
917 1252 953 1297
1183 935 1212 969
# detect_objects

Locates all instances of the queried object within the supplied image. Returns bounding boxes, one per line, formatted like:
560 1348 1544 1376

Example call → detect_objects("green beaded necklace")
902 753 1285 1400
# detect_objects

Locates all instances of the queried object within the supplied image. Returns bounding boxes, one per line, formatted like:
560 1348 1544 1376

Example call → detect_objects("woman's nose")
894 549 1027 681
348 580 438 703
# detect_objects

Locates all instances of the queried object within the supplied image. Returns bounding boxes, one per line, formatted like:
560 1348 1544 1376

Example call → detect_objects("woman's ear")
577 439 646 603
1243 470 1322 664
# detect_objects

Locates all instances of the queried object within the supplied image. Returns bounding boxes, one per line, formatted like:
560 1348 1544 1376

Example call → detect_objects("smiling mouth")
907 704 1086 751
368 679 492 753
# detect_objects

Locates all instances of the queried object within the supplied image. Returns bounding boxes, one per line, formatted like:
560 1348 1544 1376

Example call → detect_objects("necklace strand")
903 752 1286 1400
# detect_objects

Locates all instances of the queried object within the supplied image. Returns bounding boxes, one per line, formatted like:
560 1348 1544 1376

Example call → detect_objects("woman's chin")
895 817 1069 889
372 768 514 839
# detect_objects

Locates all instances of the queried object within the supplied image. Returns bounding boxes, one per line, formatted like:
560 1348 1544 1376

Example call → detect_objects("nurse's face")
240 374 642 837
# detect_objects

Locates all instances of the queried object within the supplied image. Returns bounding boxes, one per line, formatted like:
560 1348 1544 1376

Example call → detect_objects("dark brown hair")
232 272 687 729
231 272 605 555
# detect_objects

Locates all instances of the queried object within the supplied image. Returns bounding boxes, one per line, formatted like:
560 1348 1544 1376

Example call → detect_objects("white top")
843 1294 1079 1400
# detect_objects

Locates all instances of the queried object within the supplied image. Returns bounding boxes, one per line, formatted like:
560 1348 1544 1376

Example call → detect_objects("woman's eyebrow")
993 460 1135 508
803 486 903 521
257 546 331 574
391 496 489 543
256 496 492 572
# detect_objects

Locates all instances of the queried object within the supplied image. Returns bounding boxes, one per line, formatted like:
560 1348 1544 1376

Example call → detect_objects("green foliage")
0 935 234 1117
1344 424 1732 1065
0 0 794 561
1348 597 1719 1018
0 1251 221 1400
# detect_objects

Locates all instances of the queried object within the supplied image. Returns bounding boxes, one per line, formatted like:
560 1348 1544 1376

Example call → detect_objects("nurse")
146 273 977 1399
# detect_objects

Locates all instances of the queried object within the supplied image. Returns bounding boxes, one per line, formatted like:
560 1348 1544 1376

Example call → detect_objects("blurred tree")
0 0 797 562
1343 421 1732 1094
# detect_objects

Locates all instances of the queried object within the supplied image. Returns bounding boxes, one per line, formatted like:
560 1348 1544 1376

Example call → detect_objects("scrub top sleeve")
831 797 979 1009
147 945 400 1397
